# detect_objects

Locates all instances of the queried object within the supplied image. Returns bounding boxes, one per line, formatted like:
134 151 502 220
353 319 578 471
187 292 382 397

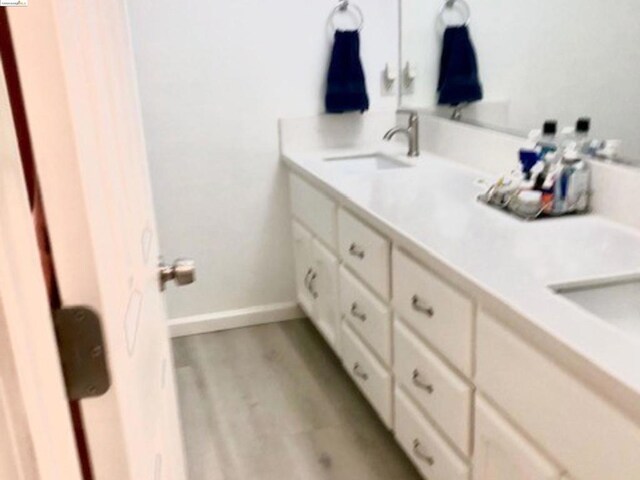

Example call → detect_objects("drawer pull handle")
350 302 367 321
308 271 319 299
412 439 435 466
348 243 365 259
352 362 369 381
412 295 434 317
412 369 434 394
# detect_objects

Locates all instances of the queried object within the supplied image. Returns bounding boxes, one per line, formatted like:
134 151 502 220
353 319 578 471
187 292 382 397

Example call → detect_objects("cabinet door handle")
350 302 367 321
348 243 365 259
412 439 435 466
304 268 313 290
412 369 434 394
412 295 434 317
308 270 319 299
352 362 369 381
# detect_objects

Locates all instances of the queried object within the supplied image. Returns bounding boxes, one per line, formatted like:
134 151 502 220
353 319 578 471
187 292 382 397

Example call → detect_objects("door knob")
159 258 196 291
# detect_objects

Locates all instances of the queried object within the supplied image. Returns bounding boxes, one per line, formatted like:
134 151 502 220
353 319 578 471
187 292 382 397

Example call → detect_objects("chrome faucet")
383 110 420 157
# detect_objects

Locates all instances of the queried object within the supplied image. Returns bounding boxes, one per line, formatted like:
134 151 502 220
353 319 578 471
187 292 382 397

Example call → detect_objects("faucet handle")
397 109 420 122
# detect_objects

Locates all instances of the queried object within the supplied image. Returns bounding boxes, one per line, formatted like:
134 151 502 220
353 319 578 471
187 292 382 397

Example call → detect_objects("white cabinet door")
292 221 315 316
312 239 340 351
292 222 340 353
474 397 563 480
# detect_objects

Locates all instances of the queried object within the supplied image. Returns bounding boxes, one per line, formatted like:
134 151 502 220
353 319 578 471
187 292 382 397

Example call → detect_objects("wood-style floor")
173 318 422 480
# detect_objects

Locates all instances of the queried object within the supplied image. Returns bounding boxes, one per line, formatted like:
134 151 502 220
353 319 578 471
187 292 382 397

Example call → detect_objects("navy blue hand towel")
437 26 483 106
325 30 369 114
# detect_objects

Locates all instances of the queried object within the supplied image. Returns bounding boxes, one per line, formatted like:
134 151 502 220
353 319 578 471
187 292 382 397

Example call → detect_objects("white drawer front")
289 173 337 249
395 388 470 480
394 320 472 455
392 248 474 376
338 209 390 299
477 310 640 480
341 323 392 428
339 266 392 365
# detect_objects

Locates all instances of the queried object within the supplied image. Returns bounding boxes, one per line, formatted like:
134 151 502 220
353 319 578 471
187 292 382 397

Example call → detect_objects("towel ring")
438 0 471 29
329 0 364 32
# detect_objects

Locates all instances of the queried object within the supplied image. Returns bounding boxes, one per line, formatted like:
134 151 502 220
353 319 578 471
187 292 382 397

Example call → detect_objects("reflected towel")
325 30 370 113
437 26 483 106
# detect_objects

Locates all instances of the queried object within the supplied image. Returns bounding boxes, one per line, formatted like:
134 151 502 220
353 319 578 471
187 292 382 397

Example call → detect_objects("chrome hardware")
330 0 364 32
413 439 435 466
308 271 319 299
411 295 434 317
159 258 196 291
451 105 464 121
353 362 369 381
412 369 434 394
348 243 365 259
383 110 420 157
304 268 313 290
438 0 471 31
350 302 367 321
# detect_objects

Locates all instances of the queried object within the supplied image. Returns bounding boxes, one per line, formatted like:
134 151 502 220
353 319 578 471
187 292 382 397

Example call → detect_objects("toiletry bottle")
535 120 559 158
552 163 567 214
558 148 590 213
567 152 591 212
519 149 539 181
539 151 557 214
553 147 579 214
574 117 591 154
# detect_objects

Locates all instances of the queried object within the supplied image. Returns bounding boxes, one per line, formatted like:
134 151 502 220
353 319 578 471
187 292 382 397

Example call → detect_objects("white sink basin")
552 274 640 339
323 153 413 173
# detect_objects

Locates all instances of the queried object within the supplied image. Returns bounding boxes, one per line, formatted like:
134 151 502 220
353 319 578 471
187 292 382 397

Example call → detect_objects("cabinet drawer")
341 323 392 428
395 388 470 480
394 320 472 455
289 173 337 249
339 267 391 365
477 310 640 480
338 209 390 299
392 249 474 376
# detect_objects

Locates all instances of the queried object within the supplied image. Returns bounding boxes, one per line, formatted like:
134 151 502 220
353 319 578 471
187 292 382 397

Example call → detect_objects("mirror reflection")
400 0 640 165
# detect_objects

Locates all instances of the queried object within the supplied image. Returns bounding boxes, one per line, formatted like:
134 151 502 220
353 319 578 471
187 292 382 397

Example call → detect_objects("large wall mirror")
400 0 640 166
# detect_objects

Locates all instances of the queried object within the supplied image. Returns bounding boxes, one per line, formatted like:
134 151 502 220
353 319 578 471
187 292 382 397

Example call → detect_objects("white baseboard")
168 301 304 338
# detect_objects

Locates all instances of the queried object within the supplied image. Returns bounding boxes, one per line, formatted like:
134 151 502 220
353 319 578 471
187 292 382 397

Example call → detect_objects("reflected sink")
323 153 413 173
551 274 640 339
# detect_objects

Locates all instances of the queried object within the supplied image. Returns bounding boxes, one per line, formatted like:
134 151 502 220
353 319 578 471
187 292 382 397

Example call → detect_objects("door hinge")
53 306 111 400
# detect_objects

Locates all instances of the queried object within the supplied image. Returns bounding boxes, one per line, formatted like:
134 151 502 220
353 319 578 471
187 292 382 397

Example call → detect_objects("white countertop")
283 145 640 413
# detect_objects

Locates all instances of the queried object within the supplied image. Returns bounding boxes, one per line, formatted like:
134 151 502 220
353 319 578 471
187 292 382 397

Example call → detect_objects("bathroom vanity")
283 144 640 480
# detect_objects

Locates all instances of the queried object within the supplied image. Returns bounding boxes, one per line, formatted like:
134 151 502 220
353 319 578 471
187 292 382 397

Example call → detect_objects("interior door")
8 2 187 480
0 43 82 480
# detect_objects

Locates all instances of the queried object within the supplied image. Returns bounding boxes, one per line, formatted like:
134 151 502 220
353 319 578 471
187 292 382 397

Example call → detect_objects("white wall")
126 0 399 319
401 0 640 160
